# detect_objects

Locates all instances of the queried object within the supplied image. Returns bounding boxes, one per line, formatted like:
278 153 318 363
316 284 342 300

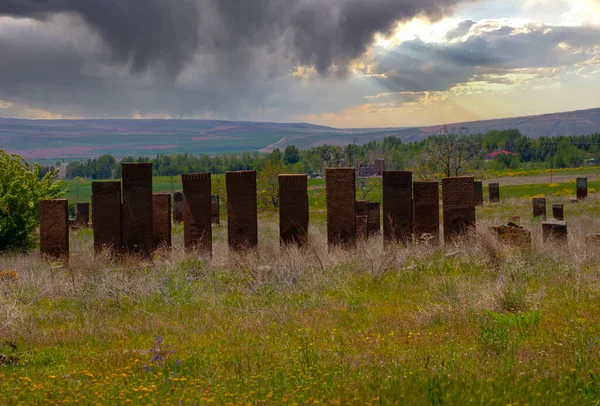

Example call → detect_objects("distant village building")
484 149 518 162
357 163 376 177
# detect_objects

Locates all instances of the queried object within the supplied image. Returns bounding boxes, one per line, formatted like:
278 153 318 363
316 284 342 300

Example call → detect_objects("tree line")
59 129 600 180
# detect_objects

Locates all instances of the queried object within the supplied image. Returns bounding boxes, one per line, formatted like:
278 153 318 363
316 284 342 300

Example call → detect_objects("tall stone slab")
532 198 547 220
356 216 368 240
39 199 69 258
182 173 212 253
552 204 564 221
279 175 309 246
121 163 153 257
211 194 220 225
75 203 90 227
489 183 500 203
474 181 483 206
442 177 476 244
383 171 413 245
577 177 588 200
92 181 122 255
226 171 258 250
375 159 385 176
366 202 381 237
542 222 568 244
152 194 171 249
326 168 356 247
413 182 440 244
172 192 184 223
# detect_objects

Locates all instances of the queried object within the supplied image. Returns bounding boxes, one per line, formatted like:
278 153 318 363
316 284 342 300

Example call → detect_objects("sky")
0 0 599 128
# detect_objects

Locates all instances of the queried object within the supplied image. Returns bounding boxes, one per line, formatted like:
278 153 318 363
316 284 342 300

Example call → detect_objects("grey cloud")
444 19 475 40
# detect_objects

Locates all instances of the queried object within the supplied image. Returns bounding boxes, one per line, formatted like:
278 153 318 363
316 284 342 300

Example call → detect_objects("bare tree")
426 126 476 178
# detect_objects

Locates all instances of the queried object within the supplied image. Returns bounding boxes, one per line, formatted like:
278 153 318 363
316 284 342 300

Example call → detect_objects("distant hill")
2 107 600 163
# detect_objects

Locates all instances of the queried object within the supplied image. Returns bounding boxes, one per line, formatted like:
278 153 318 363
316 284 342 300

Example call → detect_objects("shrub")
0 150 67 251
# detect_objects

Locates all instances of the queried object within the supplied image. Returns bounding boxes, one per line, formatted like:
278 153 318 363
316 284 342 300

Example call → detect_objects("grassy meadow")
1 178 600 404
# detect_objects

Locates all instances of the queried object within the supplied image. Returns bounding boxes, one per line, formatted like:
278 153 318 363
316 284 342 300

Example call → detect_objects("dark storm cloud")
370 23 600 93
0 0 471 76
444 19 475 40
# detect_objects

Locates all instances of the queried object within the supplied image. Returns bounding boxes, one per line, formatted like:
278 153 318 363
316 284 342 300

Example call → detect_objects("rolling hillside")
2 108 600 163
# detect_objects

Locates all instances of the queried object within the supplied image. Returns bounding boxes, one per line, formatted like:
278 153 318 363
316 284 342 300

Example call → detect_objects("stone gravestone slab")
172 192 184 223
182 173 212 253
279 174 309 246
375 159 385 176
226 171 258 250
355 200 368 217
474 181 484 206
92 181 122 255
442 177 476 244
366 202 381 237
356 215 368 240
152 194 171 249
326 168 356 247
542 222 568 244
383 171 413 245
532 198 547 220
211 194 220 225
39 199 69 258
413 182 440 244
489 183 500 203
552 204 564 221
577 177 588 200
75 202 90 227
121 163 153 257
489 224 531 249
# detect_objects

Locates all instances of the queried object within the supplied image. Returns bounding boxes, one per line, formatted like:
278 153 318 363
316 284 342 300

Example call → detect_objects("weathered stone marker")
39 199 69 258
532 198 547 220
182 173 212 253
490 224 531 248
122 163 153 257
375 159 385 176
326 168 356 247
474 181 483 206
75 203 90 227
383 171 413 245
92 181 122 255
356 215 368 240
366 202 381 237
577 177 588 200
489 183 500 203
172 192 184 223
152 193 172 249
356 200 368 217
413 181 440 244
226 171 258 250
442 177 476 244
211 194 220 225
279 174 309 246
542 222 568 244
552 204 564 221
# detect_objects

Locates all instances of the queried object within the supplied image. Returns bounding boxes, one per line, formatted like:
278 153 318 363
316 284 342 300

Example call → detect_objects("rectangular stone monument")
279 174 309 246
532 198 547 220
474 181 483 206
442 177 476 244
489 183 500 203
152 193 171 249
542 222 568 244
211 194 220 225
366 202 381 237
552 204 564 221
75 202 90 227
413 182 440 244
182 173 212 253
226 171 258 250
326 168 356 247
489 224 531 248
577 177 588 200
121 163 153 257
375 159 385 176
39 199 69 258
383 171 413 245
92 181 122 255
356 215 368 240
356 200 368 217
172 191 184 223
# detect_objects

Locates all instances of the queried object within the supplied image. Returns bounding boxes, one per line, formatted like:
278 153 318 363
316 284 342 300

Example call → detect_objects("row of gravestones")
38 164 590 258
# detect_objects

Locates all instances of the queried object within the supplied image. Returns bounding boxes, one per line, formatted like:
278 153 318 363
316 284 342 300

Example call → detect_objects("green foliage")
283 145 300 165
257 160 282 209
0 150 67 251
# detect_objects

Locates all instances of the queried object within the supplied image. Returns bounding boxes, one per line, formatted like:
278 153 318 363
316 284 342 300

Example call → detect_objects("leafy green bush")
0 150 67 251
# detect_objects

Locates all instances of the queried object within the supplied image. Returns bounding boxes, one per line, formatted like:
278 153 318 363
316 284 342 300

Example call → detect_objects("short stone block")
152 194 171 249
356 215 368 240
532 198 547 220
542 222 568 244
577 177 588 200
552 204 564 221
75 203 90 227
173 192 184 223
489 183 500 203
474 181 483 206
